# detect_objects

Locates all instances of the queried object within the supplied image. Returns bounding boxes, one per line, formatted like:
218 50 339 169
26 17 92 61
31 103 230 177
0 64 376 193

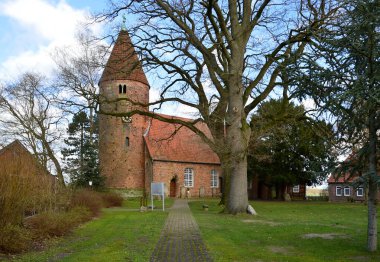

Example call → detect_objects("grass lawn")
189 200 380 262
13 198 173 262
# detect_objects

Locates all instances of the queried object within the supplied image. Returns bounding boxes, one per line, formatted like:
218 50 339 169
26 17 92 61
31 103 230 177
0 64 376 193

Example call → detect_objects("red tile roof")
0 140 28 156
144 114 220 164
99 30 149 86
327 173 357 183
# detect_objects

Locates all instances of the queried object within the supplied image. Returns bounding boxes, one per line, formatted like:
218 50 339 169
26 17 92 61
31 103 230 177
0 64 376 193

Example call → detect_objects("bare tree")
53 29 107 139
95 0 339 213
0 73 65 186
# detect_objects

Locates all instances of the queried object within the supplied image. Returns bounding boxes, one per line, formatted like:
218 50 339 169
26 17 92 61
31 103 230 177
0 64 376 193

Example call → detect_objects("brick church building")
99 29 222 198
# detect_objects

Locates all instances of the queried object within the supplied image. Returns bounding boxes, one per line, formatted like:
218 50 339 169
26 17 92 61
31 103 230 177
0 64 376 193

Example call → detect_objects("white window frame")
336 186 342 196
211 169 218 188
184 168 194 188
292 185 300 193
344 186 351 196
357 187 364 197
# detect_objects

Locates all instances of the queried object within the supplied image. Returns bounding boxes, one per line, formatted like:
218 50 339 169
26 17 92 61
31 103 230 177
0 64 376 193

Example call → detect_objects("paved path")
150 199 213 262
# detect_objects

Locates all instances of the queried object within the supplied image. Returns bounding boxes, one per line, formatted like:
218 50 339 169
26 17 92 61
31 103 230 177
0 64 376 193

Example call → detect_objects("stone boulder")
247 204 257 215
284 193 292 202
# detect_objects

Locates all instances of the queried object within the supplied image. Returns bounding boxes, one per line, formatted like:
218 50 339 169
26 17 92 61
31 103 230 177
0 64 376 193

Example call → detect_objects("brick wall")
0 141 46 176
99 79 149 189
146 160 222 197
328 183 369 202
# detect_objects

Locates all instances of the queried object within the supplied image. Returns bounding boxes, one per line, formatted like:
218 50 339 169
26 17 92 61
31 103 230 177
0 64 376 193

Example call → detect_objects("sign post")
150 182 165 211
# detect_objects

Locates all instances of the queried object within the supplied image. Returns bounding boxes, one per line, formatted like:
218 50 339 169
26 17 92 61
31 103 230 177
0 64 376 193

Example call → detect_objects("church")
98 29 222 198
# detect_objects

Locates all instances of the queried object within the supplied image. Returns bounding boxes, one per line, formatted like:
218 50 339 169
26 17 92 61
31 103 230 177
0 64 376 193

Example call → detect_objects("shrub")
68 206 93 223
24 207 91 238
101 192 124 208
0 224 32 253
0 161 56 226
70 189 103 216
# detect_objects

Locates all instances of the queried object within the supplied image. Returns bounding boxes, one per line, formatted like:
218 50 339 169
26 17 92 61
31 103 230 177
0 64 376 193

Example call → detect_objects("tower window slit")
119 84 122 94
125 137 130 147
123 85 127 93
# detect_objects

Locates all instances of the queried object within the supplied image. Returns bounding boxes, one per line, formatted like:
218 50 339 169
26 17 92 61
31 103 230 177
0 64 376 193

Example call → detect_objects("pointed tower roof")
99 30 149 86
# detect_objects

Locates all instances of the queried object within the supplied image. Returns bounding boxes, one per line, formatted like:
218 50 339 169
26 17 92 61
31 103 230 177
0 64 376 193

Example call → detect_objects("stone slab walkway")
150 199 213 262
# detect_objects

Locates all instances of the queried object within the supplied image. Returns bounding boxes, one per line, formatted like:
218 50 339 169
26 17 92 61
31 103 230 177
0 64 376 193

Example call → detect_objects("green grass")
189 200 380 262
13 199 173 262
123 197 174 209
9 199 380 262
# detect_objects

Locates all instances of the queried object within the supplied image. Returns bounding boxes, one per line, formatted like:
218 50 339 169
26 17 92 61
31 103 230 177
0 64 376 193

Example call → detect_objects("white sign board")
151 182 165 211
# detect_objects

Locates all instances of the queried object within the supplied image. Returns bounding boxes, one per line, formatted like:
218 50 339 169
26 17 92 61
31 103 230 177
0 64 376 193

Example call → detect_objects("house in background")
247 175 306 201
327 173 380 202
0 140 50 177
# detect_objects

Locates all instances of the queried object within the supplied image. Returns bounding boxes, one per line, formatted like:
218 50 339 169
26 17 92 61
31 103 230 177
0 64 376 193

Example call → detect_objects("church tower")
98 29 149 190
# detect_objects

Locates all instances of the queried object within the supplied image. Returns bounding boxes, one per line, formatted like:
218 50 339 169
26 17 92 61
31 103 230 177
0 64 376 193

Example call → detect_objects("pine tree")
293 0 379 251
62 112 103 189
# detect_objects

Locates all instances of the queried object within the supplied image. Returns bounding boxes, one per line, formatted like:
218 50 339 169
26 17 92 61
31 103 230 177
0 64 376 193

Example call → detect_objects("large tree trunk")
227 152 248 214
219 161 231 207
225 72 250 213
367 178 377 252
367 110 378 252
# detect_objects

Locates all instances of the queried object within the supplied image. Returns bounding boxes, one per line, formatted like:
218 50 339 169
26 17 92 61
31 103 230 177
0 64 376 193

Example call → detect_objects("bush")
70 189 103 216
24 207 91 238
0 162 56 226
0 224 32 253
101 192 124 208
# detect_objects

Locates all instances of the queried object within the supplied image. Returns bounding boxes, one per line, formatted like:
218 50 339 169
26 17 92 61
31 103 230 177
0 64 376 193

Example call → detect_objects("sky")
0 0 194 116
0 0 328 187
0 0 315 113
0 0 108 81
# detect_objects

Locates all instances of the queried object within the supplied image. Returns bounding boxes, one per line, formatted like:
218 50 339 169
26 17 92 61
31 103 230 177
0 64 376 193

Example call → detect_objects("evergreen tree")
292 0 379 251
62 111 103 189
248 99 336 198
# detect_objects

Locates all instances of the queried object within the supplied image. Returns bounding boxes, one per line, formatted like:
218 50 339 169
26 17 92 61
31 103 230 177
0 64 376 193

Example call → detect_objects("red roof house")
328 172 380 202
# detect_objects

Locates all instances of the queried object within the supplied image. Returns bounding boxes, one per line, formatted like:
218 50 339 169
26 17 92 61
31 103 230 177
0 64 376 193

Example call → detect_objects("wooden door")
170 179 176 197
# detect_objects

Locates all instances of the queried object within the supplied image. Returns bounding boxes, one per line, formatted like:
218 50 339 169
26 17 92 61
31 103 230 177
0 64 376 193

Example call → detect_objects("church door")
170 178 176 197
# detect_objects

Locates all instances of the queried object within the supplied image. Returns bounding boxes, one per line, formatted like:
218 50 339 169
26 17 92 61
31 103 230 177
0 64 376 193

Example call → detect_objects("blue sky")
0 0 194 116
0 0 108 80
0 0 316 118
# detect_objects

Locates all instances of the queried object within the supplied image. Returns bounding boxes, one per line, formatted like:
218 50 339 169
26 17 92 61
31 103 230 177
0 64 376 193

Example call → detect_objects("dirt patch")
241 219 281 226
268 246 292 254
50 252 72 261
302 233 349 240
349 256 371 261
138 236 149 244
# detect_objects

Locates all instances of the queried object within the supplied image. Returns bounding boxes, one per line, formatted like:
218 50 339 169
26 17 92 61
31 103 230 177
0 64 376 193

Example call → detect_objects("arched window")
123 84 127 93
119 84 122 94
210 169 218 188
184 168 194 187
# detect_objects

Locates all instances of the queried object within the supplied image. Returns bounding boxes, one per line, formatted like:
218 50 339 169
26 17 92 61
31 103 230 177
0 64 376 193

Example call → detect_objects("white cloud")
149 86 161 104
0 0 102 80
302 98 316 111
0 48 55 80
0 0 92 43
